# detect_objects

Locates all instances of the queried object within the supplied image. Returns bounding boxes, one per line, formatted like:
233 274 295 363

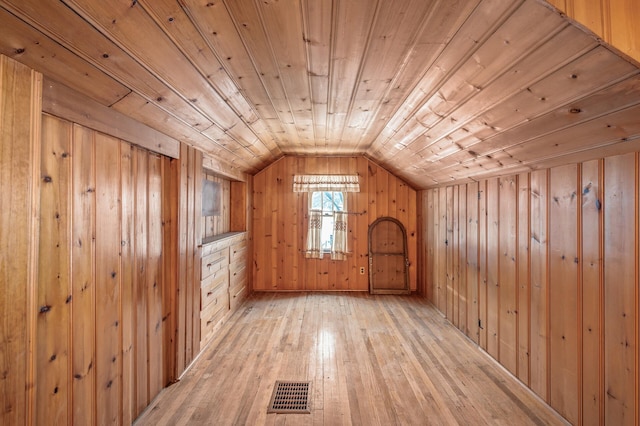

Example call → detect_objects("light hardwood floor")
135 293 568 425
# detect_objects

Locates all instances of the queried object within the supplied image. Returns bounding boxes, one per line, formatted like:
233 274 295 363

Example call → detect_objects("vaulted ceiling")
1 0 639 189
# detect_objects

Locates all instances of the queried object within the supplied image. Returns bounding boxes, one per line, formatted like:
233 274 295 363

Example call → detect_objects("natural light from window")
311 191 344 252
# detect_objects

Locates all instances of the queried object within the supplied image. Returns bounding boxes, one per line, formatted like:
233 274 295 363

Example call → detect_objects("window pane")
311 191 323 210
322 192 333 212
309 191 345 252
333 192 344 212
321 215 334 251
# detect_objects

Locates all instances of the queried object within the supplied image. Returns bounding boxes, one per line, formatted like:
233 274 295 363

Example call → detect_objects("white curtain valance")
293 174 360 193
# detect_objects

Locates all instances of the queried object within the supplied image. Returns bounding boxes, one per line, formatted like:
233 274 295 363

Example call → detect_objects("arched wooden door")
368 217 410 294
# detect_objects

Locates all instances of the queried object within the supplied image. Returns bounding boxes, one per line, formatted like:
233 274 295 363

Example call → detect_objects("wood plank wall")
31 114 171 423
175 144 203 375
547 0 640 63
0 54 41 426
0 54 219 424
0 74 202 424
230 181 248 232
421 152 640 425
252 156 417 291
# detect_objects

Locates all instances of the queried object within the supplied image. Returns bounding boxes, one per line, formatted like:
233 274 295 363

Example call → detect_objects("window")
311 191 345 252
292 174 358 260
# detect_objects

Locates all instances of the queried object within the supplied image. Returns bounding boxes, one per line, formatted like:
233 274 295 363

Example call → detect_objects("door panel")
369 217 410 294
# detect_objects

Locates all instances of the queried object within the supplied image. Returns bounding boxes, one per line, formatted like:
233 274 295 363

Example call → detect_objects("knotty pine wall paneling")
437 187 447 309
416 186 428 297
498 176 517 376
161 150 178 409
230 180 248 232
465 182 479 343
424 189 436 300
94 129 123 424
529 169 549 402
71 124 96 424
184 147 196 364
148 153 165 401
37 112 72 424
120 139 135 425
453 186 461 326
429 188 439 304
603 153 636 425
516 173 531 385
580 159 602 424
281 156 299 290
428 188 438 303
1 54 210 424
458 184 467 334
134 148 150 414
39 115 174 423
547 0 640 63
420 150 640 425
486 178 500 360
12 110 182 425
193 149 203 354
0 55 41 426
548 164 580 424
252 156 417 291
478 180 488 350
354 158 369 288
176 144 203 373
446 186 454 321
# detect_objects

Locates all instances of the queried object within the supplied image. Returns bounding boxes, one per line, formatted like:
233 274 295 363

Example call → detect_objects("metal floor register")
267 381 311 414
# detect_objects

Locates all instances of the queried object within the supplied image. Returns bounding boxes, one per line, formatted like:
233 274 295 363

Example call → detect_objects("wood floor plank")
135 293 569 426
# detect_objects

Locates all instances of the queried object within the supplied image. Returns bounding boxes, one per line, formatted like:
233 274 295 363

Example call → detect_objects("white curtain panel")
331 211 348 261
305 208 323 259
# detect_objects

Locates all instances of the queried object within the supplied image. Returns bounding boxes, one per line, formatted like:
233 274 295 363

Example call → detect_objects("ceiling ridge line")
334 0 383 153
321 0 338 154
299 0 327 152
324 0 340 153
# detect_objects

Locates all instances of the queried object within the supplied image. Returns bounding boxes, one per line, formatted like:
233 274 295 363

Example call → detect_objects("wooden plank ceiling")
1 0 639 189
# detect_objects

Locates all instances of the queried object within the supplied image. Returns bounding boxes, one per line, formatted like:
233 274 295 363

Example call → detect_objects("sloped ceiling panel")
1 0 638 188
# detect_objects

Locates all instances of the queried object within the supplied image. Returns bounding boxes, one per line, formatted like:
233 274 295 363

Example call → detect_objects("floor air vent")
267 381 311 413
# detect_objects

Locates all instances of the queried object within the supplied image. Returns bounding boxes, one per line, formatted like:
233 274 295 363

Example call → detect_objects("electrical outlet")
359 267 365 275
